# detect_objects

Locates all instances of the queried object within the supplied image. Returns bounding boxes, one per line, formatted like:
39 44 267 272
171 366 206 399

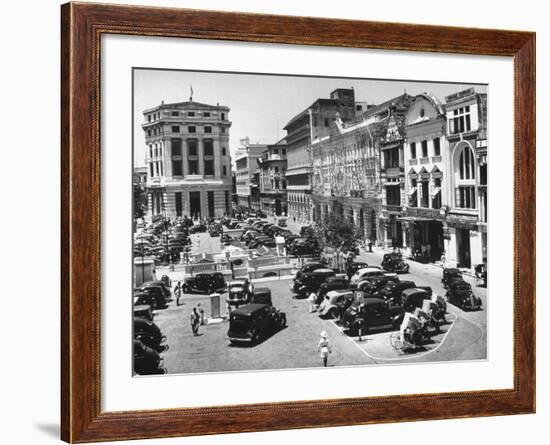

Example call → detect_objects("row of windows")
147 124 227 137
170 139 227 157
147 110 226 122
410 138 441 159
170 125 225 134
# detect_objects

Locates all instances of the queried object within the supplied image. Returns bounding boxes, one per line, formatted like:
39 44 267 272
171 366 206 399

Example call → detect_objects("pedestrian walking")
317 331 332 367
175 281 182 306
308 291 317 313
190 307 200 336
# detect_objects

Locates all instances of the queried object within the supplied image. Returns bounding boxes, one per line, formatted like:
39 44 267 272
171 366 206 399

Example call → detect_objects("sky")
133 69 487 167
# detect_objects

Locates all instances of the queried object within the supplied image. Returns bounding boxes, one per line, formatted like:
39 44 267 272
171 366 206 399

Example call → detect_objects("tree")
307 215 361 253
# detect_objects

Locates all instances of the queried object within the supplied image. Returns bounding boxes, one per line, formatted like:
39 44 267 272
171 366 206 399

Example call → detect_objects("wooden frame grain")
61 2 536 442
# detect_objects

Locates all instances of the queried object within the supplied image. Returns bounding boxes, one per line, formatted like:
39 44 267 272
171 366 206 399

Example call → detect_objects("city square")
150 227 487 374
132 70 488 375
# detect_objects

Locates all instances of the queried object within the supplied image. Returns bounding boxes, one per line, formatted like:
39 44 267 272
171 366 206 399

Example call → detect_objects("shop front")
445 214 483 270
400 207 445 263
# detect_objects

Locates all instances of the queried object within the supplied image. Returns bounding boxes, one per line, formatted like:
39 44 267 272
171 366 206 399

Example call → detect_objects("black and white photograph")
132 68 488 376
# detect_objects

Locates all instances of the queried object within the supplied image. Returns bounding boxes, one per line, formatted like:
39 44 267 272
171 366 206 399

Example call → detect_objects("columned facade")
142 100 233 220
443 89 488 271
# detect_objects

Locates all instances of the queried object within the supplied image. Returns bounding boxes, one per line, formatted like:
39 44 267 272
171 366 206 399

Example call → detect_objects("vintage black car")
446 280 482 311
134 317 166 352
248 236 276 249
133 339 165 375
226 279 253 307
133 304 153 321
442 268 463 288
342 298 401 336
381 253 410 273
284 234 301 247
378 280 418 304
227 303 286 345
142 280 171 300
315 278 350 305
345 261 370 279
189 224 207 234
133 286 168 309
294 261 327 280
250 288 272 305
292 268 336 298
183 272 226 295
399 288 434 312
289 238 319 257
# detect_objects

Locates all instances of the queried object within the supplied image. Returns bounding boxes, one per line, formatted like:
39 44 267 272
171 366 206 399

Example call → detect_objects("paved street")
152 226 487 375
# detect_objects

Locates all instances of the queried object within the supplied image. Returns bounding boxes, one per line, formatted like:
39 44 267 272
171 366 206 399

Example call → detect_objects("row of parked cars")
134 218 192 264
133 276 172 375
292 256 482 349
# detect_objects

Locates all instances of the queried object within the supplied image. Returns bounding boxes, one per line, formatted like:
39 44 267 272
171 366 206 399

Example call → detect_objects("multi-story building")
234 137 267 209
443 88 488 269
401 93 448 260
141 99 233 220
310 111 382 241
284 88 358 223
372 94 414 248
258 138 288 216
133 166 148 185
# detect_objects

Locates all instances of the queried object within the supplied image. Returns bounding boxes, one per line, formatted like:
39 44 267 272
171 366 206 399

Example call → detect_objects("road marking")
328 314 459 362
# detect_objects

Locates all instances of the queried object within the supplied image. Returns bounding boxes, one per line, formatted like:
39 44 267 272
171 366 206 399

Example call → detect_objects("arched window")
459 146 475 180
454 144 476 209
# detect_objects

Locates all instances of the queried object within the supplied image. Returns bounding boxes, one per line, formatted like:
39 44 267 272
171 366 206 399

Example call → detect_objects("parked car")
133 304 153 321
133 339 164 375
342 298 401 336
441 268 463 288
345 261 370 279
183 272 226 295
189 224 207 234
315 277 350 305
133 287 168 309
446 280 482 311
400 288 434 312
289 238 319 257
349 267 385 286
318 289 355 319
226 303 286 345
381 253 410 273
249 236 275 249
134 317 166 352
226 279 254 308
142 280 171 300
294 261 327 281
366 274 400 293
292 268 336 298
250 287 272 305
378 280 418 304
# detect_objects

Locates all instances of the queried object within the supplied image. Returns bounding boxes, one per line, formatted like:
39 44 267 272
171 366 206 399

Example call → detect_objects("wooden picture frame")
61 2 535 442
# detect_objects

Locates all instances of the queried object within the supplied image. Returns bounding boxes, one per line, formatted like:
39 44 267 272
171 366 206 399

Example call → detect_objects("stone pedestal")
134 257 156 287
